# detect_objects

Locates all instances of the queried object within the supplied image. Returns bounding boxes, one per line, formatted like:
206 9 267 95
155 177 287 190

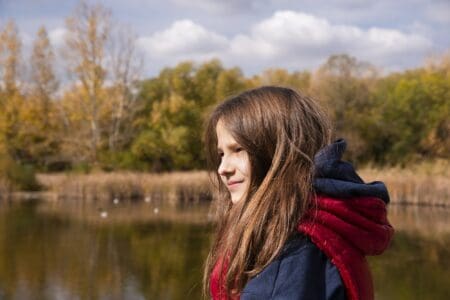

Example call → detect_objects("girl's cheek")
238 153 251 176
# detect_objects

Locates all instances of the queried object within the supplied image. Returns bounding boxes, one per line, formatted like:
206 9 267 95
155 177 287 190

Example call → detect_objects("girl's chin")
230 192 246 204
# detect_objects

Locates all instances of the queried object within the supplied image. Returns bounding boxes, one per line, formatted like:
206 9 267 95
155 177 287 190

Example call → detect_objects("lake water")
0 199 449 299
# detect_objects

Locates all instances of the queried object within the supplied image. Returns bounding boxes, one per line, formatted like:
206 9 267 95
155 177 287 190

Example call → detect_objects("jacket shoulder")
241 235 346 300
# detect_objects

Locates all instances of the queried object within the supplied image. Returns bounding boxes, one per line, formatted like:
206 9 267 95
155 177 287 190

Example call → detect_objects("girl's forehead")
216 120 239 147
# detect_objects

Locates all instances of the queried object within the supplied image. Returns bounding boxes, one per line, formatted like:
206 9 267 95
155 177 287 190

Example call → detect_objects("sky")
0 0 449 77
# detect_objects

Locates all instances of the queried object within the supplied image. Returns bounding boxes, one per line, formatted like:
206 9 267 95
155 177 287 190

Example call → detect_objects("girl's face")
216 120 251 204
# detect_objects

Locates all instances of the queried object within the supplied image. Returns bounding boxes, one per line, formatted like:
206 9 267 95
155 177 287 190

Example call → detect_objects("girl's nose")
218 157 234 176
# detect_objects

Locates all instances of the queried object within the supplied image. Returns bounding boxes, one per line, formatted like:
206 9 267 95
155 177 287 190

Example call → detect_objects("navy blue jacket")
241 235 346 299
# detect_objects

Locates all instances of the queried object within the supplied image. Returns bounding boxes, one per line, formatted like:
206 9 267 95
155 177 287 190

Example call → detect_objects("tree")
0 20 24 161
0 20 21 95
0 21 39 189
62 2 142 166
30 26 58 121
106 25 142 152
215 67 247 102
193 59 223 107
366 55 450 164
63 1 111 164
132 92 201 171
311 54 379 161
421 52 450 158
133 60 248 171
19 26 62 168
254 68 311 92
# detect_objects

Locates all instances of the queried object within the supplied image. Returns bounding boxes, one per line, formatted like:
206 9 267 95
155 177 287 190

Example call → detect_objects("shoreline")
1 164 449 207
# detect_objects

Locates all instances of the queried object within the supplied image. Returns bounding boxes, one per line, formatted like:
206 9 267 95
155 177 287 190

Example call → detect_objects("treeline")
0 3 449 188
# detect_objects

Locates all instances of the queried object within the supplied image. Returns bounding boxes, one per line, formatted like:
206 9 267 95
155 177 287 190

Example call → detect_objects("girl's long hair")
203 86 331 297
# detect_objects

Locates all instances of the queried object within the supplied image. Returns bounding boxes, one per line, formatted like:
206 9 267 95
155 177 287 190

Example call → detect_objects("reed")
16 159 450 207
359 159 450 206
37 171 213 205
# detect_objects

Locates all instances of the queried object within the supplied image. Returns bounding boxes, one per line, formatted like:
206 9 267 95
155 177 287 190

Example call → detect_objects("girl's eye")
235 147 243 152
218 152 224 157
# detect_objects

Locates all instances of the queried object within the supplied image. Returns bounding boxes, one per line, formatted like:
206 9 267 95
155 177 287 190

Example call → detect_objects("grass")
3 160 449 207
359 159 450 206
36 171 213 204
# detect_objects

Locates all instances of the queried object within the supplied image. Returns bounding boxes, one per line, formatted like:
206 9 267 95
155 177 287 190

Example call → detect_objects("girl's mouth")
227 180 243 187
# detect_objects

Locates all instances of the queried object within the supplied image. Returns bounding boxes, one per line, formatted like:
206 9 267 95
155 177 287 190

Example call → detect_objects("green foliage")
132 93 202 171
363 64 449 165
0 154 40 191
215 67 247 101
98 150 145 171
70 162 92 174
132 60 249 171
253 68 311 92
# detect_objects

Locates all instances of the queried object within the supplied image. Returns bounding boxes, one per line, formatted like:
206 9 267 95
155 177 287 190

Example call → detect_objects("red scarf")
210 195 394 300
210 256 239 300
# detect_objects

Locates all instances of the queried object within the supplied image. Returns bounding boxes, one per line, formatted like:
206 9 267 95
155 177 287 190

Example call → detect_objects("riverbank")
36 171 213 204
359 160 449 206
2 160 449 206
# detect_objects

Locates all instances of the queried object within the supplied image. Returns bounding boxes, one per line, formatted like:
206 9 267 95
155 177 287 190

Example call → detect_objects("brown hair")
203 86 331 297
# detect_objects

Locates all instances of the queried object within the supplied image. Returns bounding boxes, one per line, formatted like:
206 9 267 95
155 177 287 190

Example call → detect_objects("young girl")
203 86 393 300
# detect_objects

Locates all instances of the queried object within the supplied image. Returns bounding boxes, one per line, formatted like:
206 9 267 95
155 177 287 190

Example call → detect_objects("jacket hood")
298 139 394 300
313 139 390 203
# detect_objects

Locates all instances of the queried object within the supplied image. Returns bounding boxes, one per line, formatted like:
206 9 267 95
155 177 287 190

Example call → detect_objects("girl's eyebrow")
217 142 241 151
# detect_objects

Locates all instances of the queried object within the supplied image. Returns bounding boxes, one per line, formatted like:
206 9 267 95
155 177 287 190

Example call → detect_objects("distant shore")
358 160 449 206
2 161 449 207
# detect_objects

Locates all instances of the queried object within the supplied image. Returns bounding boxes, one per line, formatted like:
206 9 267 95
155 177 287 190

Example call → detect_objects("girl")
203 86 393 300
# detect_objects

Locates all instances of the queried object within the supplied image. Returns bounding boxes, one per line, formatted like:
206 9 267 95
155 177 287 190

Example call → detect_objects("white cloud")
48 27 67 48
137 19 228 60
136 11 434 75
228 10 433 71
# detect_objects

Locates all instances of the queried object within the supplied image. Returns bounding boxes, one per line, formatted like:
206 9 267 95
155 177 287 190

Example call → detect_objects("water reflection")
0 200 448 299
370 204 450 300
0 200 213 299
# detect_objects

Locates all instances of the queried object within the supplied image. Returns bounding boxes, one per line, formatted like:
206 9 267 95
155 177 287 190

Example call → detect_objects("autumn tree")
0 20 24 161
63 2 111 164
193 59 224 106
252 68 311 92
61 2 142 166
365 53 450 164
0 21 21 95
0 21 40 190
21 26 62 168
311 54 379 161
215 67 247 102
421 52 450 158
106 25 143 153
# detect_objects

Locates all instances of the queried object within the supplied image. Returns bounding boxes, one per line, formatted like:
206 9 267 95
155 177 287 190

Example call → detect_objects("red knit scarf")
210 195 394 300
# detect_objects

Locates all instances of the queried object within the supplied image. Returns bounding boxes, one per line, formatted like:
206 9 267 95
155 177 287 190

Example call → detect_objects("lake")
0 199 449 299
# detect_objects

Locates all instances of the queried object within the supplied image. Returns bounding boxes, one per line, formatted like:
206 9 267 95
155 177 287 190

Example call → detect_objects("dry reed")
37 171 213 205
359 159 450 206
10 159 450 207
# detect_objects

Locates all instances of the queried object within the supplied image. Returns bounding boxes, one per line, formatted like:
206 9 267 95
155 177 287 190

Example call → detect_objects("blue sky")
1 0 449 77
